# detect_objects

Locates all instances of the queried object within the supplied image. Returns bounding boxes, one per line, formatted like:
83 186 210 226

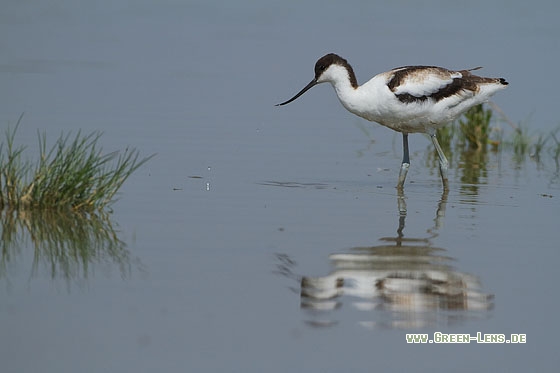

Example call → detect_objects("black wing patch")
387 66 484 104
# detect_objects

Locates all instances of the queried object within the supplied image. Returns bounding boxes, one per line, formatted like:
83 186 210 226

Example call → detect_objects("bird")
276 53 508 189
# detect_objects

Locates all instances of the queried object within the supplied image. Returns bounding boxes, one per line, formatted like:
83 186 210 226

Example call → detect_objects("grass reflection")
1 208 134 286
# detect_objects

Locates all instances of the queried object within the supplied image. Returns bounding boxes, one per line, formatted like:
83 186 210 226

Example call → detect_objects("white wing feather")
391 68 462 98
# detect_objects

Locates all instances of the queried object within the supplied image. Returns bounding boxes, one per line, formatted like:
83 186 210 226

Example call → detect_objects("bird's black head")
314 53 357 87
314 53 344 79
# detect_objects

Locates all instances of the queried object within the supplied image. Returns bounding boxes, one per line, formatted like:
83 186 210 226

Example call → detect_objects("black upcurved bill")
275 79 318 106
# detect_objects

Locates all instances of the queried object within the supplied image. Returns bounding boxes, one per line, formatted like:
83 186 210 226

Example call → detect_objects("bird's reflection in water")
289 190 493 330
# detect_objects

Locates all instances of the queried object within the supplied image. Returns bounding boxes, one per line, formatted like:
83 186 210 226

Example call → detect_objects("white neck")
318 64 363 115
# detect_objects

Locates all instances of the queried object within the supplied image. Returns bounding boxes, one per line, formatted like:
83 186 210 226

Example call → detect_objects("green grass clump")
0 115 153 211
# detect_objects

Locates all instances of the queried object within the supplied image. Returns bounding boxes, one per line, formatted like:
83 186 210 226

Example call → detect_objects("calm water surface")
1 1 559 372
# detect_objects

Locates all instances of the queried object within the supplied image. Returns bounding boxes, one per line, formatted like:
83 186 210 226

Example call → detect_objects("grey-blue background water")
1 1 559 372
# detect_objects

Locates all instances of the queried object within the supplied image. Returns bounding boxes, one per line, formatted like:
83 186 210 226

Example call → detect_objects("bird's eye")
319 65 326 71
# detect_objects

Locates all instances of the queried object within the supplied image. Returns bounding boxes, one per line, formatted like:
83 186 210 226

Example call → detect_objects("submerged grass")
457 103 493 149
0 114 154 211
435 104 560 165
436 104 499 150
551 129 560 162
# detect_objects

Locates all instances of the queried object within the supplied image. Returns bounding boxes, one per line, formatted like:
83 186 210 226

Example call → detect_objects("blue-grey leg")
430 134 449 189
396 133 410 189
